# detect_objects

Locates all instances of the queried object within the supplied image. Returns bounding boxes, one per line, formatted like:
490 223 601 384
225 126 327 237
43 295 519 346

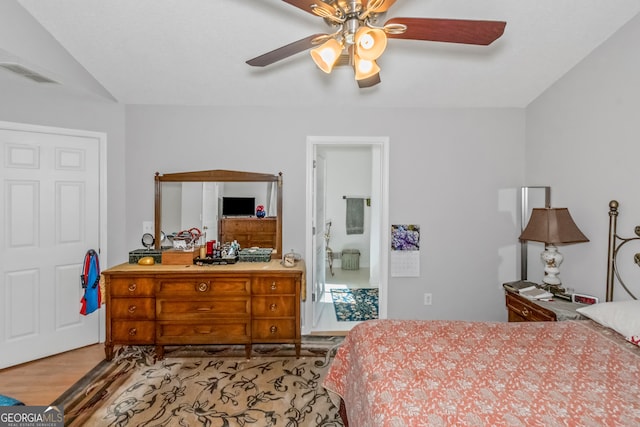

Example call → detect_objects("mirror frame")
154 169 283 258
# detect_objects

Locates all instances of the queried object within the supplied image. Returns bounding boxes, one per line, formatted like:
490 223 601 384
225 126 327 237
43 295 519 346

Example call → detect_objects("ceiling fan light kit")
247 0 507 88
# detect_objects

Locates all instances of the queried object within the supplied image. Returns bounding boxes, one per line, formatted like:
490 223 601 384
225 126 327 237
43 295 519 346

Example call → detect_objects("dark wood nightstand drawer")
506 292 556 322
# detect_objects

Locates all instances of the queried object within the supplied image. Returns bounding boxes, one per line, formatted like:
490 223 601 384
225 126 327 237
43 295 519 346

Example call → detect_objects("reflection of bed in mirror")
323 200 640 426
154 170 282 257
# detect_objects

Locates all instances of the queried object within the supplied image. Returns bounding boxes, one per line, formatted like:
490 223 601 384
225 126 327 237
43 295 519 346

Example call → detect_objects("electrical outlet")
142 221 154 235
424 293 432 305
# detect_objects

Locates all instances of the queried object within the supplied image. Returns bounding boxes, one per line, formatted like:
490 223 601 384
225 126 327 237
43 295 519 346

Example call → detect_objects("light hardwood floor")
0 344 105 406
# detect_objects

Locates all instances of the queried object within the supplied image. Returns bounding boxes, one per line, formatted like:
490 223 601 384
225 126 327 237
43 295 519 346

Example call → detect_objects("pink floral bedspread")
323 319 640 427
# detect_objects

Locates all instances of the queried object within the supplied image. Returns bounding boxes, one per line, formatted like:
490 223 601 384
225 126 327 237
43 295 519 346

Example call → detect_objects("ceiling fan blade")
385 17 506 46
246 34 328 67
282 0 337 16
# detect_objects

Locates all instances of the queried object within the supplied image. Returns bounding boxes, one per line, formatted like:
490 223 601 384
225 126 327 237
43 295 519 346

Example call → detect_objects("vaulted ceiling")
11 0 640 108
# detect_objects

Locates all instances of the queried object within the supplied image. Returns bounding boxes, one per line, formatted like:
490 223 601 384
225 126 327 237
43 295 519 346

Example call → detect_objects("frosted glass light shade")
355 27 387 60
354 56 380 81
310 39 343 73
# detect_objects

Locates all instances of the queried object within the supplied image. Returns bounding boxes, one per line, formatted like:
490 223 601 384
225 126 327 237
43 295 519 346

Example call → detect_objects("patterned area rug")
54 337 344 426
330 288 378 322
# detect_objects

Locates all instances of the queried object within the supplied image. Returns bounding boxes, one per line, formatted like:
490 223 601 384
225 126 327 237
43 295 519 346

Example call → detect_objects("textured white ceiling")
15 0 640 108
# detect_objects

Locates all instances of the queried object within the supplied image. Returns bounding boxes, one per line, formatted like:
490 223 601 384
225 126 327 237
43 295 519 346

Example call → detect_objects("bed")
323 200 640 426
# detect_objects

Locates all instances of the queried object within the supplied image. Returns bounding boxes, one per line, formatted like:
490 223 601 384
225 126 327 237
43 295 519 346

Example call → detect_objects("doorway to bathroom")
304 137 389 334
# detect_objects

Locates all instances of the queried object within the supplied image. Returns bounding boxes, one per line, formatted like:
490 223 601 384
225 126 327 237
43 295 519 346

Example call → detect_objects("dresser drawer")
252 296 295 317
156 320 250 344
110 277 155 296
157 297 250 319
252 319 296 341
112 320 155 343
110 298 155 319
252 277 296 295
506 293 556 322
157 277 250 295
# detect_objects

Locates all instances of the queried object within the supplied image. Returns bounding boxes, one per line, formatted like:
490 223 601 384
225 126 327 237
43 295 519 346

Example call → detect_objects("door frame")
0 120 108 342
303 136 389 334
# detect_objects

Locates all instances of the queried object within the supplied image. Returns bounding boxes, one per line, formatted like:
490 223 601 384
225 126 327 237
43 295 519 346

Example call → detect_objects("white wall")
526 13 640 301
125 106 526 321
0 75 126 265
0 1 127 266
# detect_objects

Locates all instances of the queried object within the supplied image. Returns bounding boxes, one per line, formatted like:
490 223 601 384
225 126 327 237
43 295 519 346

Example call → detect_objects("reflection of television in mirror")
222 197 255 216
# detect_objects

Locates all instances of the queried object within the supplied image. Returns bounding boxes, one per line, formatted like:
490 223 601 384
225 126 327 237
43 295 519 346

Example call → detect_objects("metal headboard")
606 200 640 301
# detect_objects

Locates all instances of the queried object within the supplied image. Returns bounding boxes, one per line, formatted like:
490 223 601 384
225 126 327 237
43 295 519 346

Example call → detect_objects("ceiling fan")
246 0 506 88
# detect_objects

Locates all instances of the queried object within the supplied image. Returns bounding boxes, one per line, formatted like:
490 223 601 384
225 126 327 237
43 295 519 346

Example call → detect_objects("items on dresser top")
102 260 304 360
518 285 554 301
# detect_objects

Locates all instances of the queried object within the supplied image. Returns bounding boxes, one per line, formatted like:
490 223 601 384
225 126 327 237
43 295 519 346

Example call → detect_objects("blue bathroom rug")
330 288 378 322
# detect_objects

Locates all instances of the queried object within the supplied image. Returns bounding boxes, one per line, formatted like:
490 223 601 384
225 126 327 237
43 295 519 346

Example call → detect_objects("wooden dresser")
219 217 277 248
103 260 304 360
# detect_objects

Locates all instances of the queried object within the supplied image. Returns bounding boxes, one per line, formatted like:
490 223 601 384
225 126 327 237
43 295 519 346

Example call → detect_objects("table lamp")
519 207 589 292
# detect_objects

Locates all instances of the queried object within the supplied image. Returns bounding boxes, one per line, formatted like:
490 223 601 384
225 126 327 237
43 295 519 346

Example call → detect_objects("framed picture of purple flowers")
391 224 420 251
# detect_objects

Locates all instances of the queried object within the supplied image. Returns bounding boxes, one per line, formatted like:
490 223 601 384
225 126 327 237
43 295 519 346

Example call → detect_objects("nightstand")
504 289 587 322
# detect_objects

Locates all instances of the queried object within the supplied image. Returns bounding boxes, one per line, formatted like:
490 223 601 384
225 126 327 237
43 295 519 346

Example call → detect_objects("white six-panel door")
0 123 103 368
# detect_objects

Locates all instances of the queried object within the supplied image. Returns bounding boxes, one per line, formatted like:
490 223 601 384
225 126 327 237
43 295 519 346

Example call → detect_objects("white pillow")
577 300 640 346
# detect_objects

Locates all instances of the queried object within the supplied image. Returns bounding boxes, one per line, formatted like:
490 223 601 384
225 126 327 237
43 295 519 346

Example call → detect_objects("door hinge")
313 160 316 168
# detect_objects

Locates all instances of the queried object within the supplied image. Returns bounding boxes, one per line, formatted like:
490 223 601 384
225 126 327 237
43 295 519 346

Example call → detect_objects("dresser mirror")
154 170 283 257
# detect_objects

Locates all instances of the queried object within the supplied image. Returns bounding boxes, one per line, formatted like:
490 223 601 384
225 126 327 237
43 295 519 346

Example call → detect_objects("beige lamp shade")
310 38 343 73
519 208 589 244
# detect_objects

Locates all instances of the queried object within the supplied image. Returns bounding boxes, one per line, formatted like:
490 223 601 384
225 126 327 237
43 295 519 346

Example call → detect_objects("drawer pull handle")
269 303 278 312
520 308 530 317
128 328 137 336
271 282 277 290
197 307 212 312
128 283 137 292
270 325 278 334
128 305 137 313
197 282 209 292
196 329 212 334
